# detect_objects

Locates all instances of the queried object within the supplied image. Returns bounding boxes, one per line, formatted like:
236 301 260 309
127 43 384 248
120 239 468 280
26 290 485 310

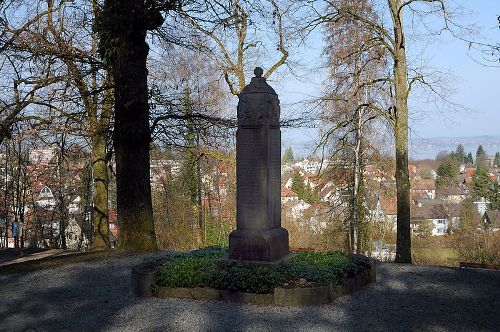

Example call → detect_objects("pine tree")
494 152 500 167
467 152 474 165
182 87 203 237
489 183 500 210
472 164 491 199
455 144 465 163
476 145 487 166
290 172 306 201
282 147 295 164
435 157 459 189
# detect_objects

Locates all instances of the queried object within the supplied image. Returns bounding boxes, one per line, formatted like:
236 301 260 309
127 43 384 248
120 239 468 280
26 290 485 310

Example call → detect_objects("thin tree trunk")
389 0 412 263
57 144 67 250
4 144 9 247
352 108 362 254
90 133 109 249
196 135 203 240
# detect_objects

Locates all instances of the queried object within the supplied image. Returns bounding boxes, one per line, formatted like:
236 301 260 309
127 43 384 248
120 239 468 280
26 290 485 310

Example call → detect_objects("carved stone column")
228 67 290 262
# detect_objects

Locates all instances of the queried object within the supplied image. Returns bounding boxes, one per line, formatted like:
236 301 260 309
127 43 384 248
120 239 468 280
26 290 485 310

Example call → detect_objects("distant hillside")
410 135 500 160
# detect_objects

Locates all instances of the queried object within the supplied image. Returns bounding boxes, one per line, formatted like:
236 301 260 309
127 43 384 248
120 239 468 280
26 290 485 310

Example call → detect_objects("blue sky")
275 0 500 157
408 0 500 138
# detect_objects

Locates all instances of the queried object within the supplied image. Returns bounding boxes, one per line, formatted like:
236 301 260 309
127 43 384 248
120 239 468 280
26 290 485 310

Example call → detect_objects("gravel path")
1 253 499 332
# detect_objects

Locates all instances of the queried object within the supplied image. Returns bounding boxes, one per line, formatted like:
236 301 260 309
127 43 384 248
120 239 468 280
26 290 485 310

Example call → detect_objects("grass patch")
154 247 371 294
412 236 460 267
413 247 459 267
0 249 139 275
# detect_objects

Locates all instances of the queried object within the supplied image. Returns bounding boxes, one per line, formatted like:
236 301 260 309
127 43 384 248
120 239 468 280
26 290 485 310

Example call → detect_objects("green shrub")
154 247 371 294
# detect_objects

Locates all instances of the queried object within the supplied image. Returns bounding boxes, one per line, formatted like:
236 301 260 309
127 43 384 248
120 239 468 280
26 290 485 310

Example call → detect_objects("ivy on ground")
154 247 371 294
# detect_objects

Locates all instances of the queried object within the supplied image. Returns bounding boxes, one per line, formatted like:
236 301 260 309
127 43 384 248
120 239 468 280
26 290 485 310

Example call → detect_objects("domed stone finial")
254 67 264 78
239 65 277 98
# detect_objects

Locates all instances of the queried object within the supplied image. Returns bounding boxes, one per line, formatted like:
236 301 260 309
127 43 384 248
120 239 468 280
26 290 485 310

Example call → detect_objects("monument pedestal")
228 67 290 264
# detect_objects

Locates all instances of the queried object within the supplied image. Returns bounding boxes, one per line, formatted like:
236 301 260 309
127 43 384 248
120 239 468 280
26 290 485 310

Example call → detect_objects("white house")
474 197 490 216
411 201 461 236
293 159 322 174
37 186 56 209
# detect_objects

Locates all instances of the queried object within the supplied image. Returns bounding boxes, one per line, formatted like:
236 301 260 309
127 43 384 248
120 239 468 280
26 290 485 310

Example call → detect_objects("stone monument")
228 67 290 262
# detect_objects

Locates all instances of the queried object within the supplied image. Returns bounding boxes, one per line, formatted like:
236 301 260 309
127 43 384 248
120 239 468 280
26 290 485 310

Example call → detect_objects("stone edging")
132 260 377 306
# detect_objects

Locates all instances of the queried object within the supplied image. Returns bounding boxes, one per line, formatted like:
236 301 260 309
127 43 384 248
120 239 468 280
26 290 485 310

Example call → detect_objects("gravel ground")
1 253 499 332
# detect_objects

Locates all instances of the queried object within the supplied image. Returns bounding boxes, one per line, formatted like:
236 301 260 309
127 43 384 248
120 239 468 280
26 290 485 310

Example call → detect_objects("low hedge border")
145 263 375 306
132 248 376 306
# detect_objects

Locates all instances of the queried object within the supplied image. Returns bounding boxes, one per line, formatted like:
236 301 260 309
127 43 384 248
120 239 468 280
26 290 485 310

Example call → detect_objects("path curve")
0 253 499 331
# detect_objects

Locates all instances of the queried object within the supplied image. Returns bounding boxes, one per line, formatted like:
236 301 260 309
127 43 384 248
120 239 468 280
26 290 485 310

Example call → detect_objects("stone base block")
132 263 157 298
274 284 330 306
229 227 289 262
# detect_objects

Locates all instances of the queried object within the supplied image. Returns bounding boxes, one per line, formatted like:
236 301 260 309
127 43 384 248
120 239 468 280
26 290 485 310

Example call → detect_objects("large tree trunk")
389 0 412 263
104 0 158 251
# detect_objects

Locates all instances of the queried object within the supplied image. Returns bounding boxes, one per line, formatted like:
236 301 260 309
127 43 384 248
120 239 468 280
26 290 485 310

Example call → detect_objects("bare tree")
4 1 115 249
172 0 291 95
148 45 236 247
305 0 463 263
321 0 387 253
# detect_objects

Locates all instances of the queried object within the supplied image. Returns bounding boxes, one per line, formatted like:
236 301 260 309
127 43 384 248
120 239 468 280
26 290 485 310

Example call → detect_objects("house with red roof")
411 179 436 199
281 187 299 204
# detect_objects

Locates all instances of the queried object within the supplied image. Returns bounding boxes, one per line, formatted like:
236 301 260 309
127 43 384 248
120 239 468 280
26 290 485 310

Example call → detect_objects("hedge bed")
141 247 374 306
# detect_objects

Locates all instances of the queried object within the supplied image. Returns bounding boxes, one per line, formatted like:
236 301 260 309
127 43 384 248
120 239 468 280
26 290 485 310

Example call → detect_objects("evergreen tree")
282 147 295 164
455 144 465 163
494 152 500 167
489 182 500 210
303 187 320 205
290 172 306 200
290 172 319 204
182 87 203 236
435 157 459 189
467 152 474 165
472 164 491 199
476 145 487 166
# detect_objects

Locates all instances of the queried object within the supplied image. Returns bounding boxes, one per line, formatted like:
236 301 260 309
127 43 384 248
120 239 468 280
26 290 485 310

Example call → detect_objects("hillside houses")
459 165 500 185
411 179 436 199
411 200 461 236
282 158 330 175
365 195 397 231
281 156 500 238
150 159 181 191
436 187 467 203
0 147 91 249
3 143 499 251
